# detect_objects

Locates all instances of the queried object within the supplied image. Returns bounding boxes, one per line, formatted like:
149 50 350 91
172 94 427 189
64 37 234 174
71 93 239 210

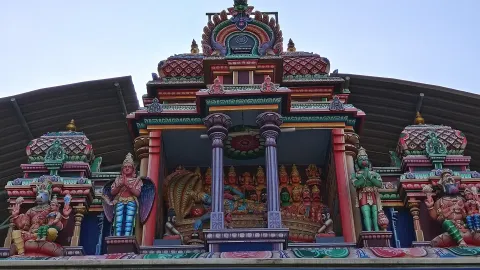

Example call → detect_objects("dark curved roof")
0 76 139 188
343 74 480 170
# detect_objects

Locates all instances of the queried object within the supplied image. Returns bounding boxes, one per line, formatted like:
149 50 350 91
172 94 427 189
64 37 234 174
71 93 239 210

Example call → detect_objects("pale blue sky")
2 0 479 104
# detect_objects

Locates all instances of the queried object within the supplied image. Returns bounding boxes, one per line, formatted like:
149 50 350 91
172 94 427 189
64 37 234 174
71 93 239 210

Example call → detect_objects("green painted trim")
206 97 281 106
143 117 203 125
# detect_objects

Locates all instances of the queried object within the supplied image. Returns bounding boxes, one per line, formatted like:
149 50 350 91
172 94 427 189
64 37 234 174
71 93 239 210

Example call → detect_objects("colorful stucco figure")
423 169 480 247
102 153 155 236
11 181 72 255
351 147 387 232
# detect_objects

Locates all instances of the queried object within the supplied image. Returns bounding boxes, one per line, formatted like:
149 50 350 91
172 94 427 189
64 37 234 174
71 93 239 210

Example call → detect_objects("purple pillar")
256 112 283 228
203 113 232 230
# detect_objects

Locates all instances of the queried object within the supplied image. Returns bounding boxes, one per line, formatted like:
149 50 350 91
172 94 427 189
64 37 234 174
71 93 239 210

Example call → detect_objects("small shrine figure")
260 75 277 93
11 181 72 255
279 165 289 190
163 208 183 242
102 153 155 237
289 185 303 215
306 164 321 186
290 164 302 188
299 185 312 218
239 172 256 196
208 77 225 94
280 188 292 208
464 187 480 232
38 195 70 241
351 147 386 232
225 166 239 191
316 206 335 236
422 169 480 247
255 166 266 201
204 167 212 194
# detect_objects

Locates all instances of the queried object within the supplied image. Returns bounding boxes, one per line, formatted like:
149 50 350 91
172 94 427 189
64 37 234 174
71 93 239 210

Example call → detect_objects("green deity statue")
351 147 384 231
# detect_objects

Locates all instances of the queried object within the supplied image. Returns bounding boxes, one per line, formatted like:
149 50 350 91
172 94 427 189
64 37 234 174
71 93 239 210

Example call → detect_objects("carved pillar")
408 201 425 242
95 213 105 255
135 135 149 244
70 204 86 246
344 130 362 239
332 128 355 243
256 112 283 228
142 131 161 246
203 113 231 229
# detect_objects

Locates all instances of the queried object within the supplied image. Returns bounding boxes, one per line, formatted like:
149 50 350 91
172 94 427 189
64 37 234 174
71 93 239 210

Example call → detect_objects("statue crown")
122 153 135 167
36 180 53 199
357 147 368 159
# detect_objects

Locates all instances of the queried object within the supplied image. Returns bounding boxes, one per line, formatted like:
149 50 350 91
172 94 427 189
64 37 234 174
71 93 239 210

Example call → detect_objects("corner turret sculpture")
351 147 389 231
102 153 155 236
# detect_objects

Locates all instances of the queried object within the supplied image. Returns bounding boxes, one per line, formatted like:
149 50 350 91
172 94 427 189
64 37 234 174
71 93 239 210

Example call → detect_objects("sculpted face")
292 191 301 202
205 175 212 185
281 191 290 202
257 174 265 185
441 173 459 195
122 164 134 176
359 157 369 169
228 175 237 185
291 175 301 184
280 174 288 184
36 192 49 204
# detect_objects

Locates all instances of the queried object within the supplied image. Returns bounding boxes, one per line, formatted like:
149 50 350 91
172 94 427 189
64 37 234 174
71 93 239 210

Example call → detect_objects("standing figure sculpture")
102 153 155 237
11 181 72 255
351 147 386 231
422 170 480 247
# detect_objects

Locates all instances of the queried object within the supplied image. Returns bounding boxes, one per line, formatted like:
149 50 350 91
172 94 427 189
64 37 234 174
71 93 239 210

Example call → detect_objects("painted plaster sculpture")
102 153 155 237
351 147 387 231
11 181 72 255
464 187 480 232
422 169 480 247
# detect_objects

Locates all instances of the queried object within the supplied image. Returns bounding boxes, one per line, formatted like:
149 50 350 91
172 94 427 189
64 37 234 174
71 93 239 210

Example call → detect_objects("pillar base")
267 211 282 228
357 231 392 248
105 236 139 254
412 241 432 247
204 228 289 252
0 248 10 258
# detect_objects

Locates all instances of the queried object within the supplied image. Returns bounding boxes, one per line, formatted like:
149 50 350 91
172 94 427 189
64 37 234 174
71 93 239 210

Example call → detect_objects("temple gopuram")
1 1 479 269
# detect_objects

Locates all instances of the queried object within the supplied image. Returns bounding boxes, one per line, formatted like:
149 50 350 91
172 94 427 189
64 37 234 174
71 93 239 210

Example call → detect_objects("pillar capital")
256 112 283 133
203 113 232 134
344 131 359 158
134 135 150 160
203 113 231 148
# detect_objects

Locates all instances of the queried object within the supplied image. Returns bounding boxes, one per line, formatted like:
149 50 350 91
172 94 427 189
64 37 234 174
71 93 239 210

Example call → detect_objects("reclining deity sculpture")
351 147 389 231
422 169 480 247
11 180 72 255
102 153 155 237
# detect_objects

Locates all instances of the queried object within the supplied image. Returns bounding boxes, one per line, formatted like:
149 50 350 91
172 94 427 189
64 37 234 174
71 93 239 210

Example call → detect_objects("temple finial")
66 119 76 131
287 38 296 52
415 112 425 125
191 39 199 54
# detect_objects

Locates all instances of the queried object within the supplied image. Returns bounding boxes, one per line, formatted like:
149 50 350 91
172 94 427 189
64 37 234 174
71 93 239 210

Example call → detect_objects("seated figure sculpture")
423 169 480 247
11 181 72 256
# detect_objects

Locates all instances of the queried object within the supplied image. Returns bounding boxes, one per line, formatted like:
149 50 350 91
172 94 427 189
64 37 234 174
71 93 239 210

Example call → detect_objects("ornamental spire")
415 112 425 125
287 39 296 52
66 119 76 131
191 39 199 54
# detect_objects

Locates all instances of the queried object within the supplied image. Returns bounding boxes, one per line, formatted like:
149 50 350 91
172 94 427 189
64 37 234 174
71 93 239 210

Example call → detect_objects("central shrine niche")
227 33 257 55
163 164 335 244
